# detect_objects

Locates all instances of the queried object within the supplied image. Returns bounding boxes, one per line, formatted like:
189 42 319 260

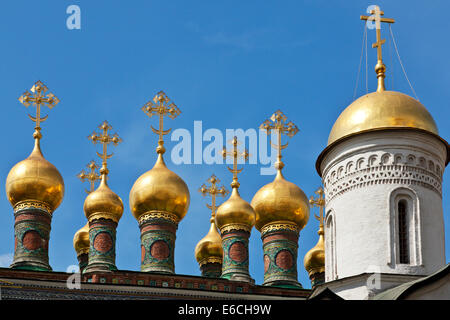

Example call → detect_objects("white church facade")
309 6 450 300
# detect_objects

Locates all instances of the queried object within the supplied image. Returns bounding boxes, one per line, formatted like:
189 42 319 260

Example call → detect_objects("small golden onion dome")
328 90 439 146
215 188 255 231
303 226 325 276
195 218 223 265
6 138 64 212
251 169 310 231
129 154 190 222
73 223 90 256
84 175 123 223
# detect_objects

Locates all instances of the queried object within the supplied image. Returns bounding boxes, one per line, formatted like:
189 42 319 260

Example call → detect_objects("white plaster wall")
320 130 447 285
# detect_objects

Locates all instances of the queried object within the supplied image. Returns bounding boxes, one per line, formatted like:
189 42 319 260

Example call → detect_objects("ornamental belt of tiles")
221 232 251 279
12 207 52 271
140 228 176 273
86 221 118 272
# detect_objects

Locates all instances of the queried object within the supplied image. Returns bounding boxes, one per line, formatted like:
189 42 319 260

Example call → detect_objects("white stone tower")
315 7 449 299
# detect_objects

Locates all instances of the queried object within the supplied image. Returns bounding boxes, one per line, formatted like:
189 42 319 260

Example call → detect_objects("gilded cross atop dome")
88 121 122 176
309 187 325 228
260 110 298 171
199 174 229 219
77 160 101 194
222 137 249 189
360 5 395 92
142 90 181 155
18 80 60 139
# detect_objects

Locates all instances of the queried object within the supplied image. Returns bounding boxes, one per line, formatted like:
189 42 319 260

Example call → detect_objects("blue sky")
0 0 449 289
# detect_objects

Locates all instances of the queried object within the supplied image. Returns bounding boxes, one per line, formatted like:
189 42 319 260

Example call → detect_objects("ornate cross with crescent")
18 80 60 138
88 120 122 175
260 110 299 170
222 136 249 189
77 160 102 194
141 90 181 155
309 187 325 227
199 174 229 218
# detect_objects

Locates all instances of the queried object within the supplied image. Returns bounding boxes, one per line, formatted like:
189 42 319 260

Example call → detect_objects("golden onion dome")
328 90 439 146
195 218 223 265
303 226 325 277
73 223 90 255
251 169 310 231
129 154 190 222
6 138 64 212
84 175 123 223
215 187 255 231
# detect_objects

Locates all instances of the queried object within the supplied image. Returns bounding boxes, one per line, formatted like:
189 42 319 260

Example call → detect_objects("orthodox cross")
309 187 325 228
77 160 102 194
260 110 298 170
222 136 249 189
360 5 395 92
18 80 60 138
141 90 181 154
88 121 122 175
199 174 229 219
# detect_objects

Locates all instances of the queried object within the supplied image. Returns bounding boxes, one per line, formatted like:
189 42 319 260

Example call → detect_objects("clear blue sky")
0 0 448 289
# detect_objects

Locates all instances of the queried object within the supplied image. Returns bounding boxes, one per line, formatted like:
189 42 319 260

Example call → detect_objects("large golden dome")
84 176 123 223
328 90 438 146
195 218 223 265
303 226 325 276
215 188 255 231
129 154 190 222
73 223 90 255
6 139 64 212
251 169 310 231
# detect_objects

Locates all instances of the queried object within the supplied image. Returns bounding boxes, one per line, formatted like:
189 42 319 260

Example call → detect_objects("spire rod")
18 80 60 140
77 160 102 194
222 136 249 189
260 110 299 171
142 90 181 155
88 120 122 178
199 174 229 220
360 5 395 92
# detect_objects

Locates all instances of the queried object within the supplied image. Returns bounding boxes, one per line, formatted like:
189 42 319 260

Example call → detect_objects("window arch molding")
325 209 337 280
388 187 422 269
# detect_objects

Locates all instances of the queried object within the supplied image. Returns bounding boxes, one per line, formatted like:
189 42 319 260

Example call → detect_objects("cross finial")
222 136 249 189
77 160 101 194
360 5 395 92
260 110 299 171
18 80 60 140
199 174 229 220
88 120 122 176
141 90 181 155
309 187 325 228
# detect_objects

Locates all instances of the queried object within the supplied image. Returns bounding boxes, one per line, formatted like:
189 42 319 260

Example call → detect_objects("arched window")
398 200 409 264
388 187 422 268
325 211 337 280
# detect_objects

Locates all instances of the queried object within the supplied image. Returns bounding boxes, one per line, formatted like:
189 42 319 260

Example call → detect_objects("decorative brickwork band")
200 261 222 278
77 253 89 273
83 219 118 274
309 271 325 288
139 212 178 274
261 222 302 288
11 204 53 271
220 228 254 283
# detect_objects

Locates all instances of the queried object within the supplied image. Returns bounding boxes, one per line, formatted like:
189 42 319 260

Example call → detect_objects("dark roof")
373 264 450 300
308 286 343 300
